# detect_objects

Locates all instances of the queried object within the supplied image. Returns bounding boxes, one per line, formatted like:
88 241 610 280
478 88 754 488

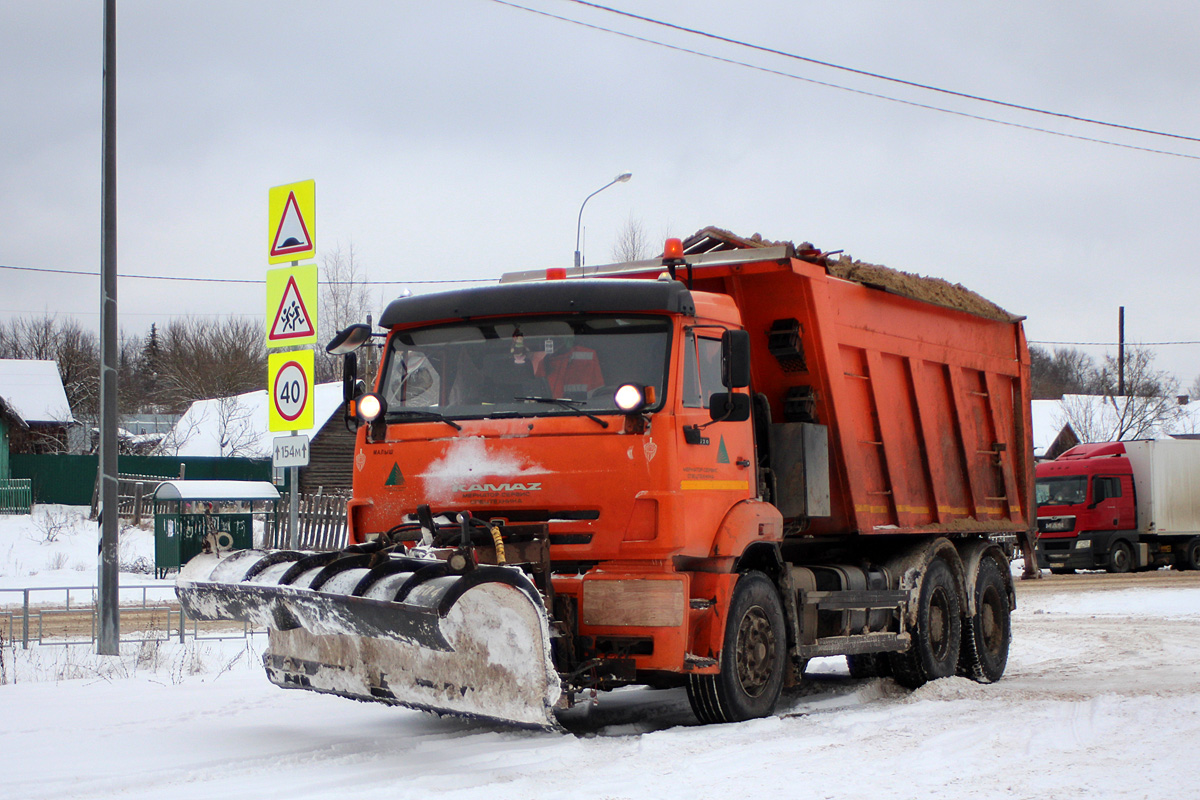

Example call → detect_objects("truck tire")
888 558 962 689
1175 538 1200 571
1107 541 1133 574
959 557 1010 683
846 652 892 679
687 571 786 724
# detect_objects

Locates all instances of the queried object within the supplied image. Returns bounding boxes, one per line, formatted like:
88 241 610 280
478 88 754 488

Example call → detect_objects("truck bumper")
1036 535 1101 570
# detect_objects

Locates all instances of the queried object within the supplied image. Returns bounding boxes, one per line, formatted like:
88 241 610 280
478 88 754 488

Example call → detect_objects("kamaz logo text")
454 482 542 492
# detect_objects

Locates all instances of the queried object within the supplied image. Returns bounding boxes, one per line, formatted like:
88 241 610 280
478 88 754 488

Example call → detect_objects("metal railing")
0 584 264 649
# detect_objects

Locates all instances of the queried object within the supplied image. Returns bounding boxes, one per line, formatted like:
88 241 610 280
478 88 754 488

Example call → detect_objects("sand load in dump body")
177 541 562 729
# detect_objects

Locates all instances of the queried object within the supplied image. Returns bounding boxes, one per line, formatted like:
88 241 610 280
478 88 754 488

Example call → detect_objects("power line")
563 0 1200 145
0 263 490 285
1031 340 1200 347
490 0 1200 161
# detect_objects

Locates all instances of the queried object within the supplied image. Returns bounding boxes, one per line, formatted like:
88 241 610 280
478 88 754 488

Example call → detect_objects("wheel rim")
735 604 777 698
979 584 1004 654
1113 545 1130 571
928 586 950 660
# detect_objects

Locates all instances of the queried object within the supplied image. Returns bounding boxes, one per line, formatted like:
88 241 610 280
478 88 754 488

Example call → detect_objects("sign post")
266 179 317 548
269 349 314 548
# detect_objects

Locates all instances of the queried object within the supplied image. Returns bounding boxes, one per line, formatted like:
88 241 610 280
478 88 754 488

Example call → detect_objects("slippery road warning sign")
268 180 316 264
268 350 314 432
266 264 318 347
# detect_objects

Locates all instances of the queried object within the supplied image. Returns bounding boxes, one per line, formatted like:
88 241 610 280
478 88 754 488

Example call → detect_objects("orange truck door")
677 331 756 541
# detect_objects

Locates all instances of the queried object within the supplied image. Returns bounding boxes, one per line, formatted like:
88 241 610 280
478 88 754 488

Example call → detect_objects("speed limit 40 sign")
268 350 314 432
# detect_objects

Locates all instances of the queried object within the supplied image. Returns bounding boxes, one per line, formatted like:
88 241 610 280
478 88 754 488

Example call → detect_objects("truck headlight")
614 384 647 413
356 392 386 423
1075 539 1091 550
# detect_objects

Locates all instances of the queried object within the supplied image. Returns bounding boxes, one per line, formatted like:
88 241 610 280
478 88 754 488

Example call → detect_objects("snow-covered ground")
2 509 1199 799
0 506 171 607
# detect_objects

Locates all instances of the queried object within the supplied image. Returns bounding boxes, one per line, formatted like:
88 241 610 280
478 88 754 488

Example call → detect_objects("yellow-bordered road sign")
268 349 315 432
266 264 318 347
268 179 316 264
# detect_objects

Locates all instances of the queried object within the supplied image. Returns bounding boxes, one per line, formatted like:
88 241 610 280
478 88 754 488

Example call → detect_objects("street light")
575 172 632 270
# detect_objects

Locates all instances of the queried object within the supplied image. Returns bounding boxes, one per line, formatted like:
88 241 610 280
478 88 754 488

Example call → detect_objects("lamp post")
574 172 632 270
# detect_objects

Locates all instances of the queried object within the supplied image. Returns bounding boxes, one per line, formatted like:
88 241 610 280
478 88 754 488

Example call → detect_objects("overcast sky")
3 2 1200 384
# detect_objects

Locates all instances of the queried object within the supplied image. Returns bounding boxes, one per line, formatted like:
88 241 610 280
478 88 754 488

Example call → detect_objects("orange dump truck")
178 230 1035 728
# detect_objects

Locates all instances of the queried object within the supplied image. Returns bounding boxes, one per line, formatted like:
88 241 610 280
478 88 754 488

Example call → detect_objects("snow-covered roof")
153 480 280 502
167 382 343 458
0 359 75 425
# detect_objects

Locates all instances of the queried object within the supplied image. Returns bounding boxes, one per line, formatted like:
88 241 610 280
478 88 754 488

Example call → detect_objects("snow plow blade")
176 549 562 729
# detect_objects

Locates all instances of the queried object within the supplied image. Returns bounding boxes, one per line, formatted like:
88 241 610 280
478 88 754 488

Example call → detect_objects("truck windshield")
378 315 671 421
1036 475 1088 506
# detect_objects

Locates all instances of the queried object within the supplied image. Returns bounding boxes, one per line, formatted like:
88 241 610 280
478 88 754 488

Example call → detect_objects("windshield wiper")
387 409 463 430
516 396 609 428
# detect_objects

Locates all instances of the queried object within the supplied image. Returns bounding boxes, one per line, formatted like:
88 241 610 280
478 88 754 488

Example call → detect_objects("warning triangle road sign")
270 191 313 258
269 275 316 342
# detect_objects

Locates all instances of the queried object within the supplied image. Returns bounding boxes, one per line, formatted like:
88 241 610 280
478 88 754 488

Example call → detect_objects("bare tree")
1057 346 1183 441
1029 345 1102 400
155 317 266 412
611 215 653 263
1188 374 1200 403
214 395 264 457
317 242 374 382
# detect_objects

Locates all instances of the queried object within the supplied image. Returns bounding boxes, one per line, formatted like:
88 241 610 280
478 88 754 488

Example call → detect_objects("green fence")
0 478 32 514
9 454 274 507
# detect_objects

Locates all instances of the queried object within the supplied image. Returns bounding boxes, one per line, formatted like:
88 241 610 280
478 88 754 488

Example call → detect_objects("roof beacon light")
546 267 567 281
662 238 689 285
663 238 684 262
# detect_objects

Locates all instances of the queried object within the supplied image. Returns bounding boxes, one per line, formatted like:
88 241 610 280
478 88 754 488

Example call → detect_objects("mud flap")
176 550 562 729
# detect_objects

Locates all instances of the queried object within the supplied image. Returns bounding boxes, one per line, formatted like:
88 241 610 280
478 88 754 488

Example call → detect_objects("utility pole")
97 0 120 655
1118 306 1125 398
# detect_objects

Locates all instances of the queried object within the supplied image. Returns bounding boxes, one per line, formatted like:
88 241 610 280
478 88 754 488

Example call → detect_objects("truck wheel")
687 571 786 724
1107 541 1133 574
847 652 892 679
888 558 962 689
959 557 1010 683
1176 538 1200 571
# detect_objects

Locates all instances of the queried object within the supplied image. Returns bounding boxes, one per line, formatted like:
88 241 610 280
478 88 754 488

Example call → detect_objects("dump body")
662 253 1034 540
1036 439 1200 572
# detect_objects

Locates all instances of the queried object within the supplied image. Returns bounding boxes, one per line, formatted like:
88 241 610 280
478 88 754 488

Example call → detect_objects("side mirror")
326 323 372 355
708 392 751 423
721 329 751 388
341 352 360 407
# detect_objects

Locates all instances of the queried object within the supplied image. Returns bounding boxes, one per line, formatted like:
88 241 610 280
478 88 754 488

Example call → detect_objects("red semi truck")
1036 439 1200 573
180 231 1035 728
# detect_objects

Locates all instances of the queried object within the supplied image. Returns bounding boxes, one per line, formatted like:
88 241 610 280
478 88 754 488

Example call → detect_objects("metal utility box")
153 480 280 578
